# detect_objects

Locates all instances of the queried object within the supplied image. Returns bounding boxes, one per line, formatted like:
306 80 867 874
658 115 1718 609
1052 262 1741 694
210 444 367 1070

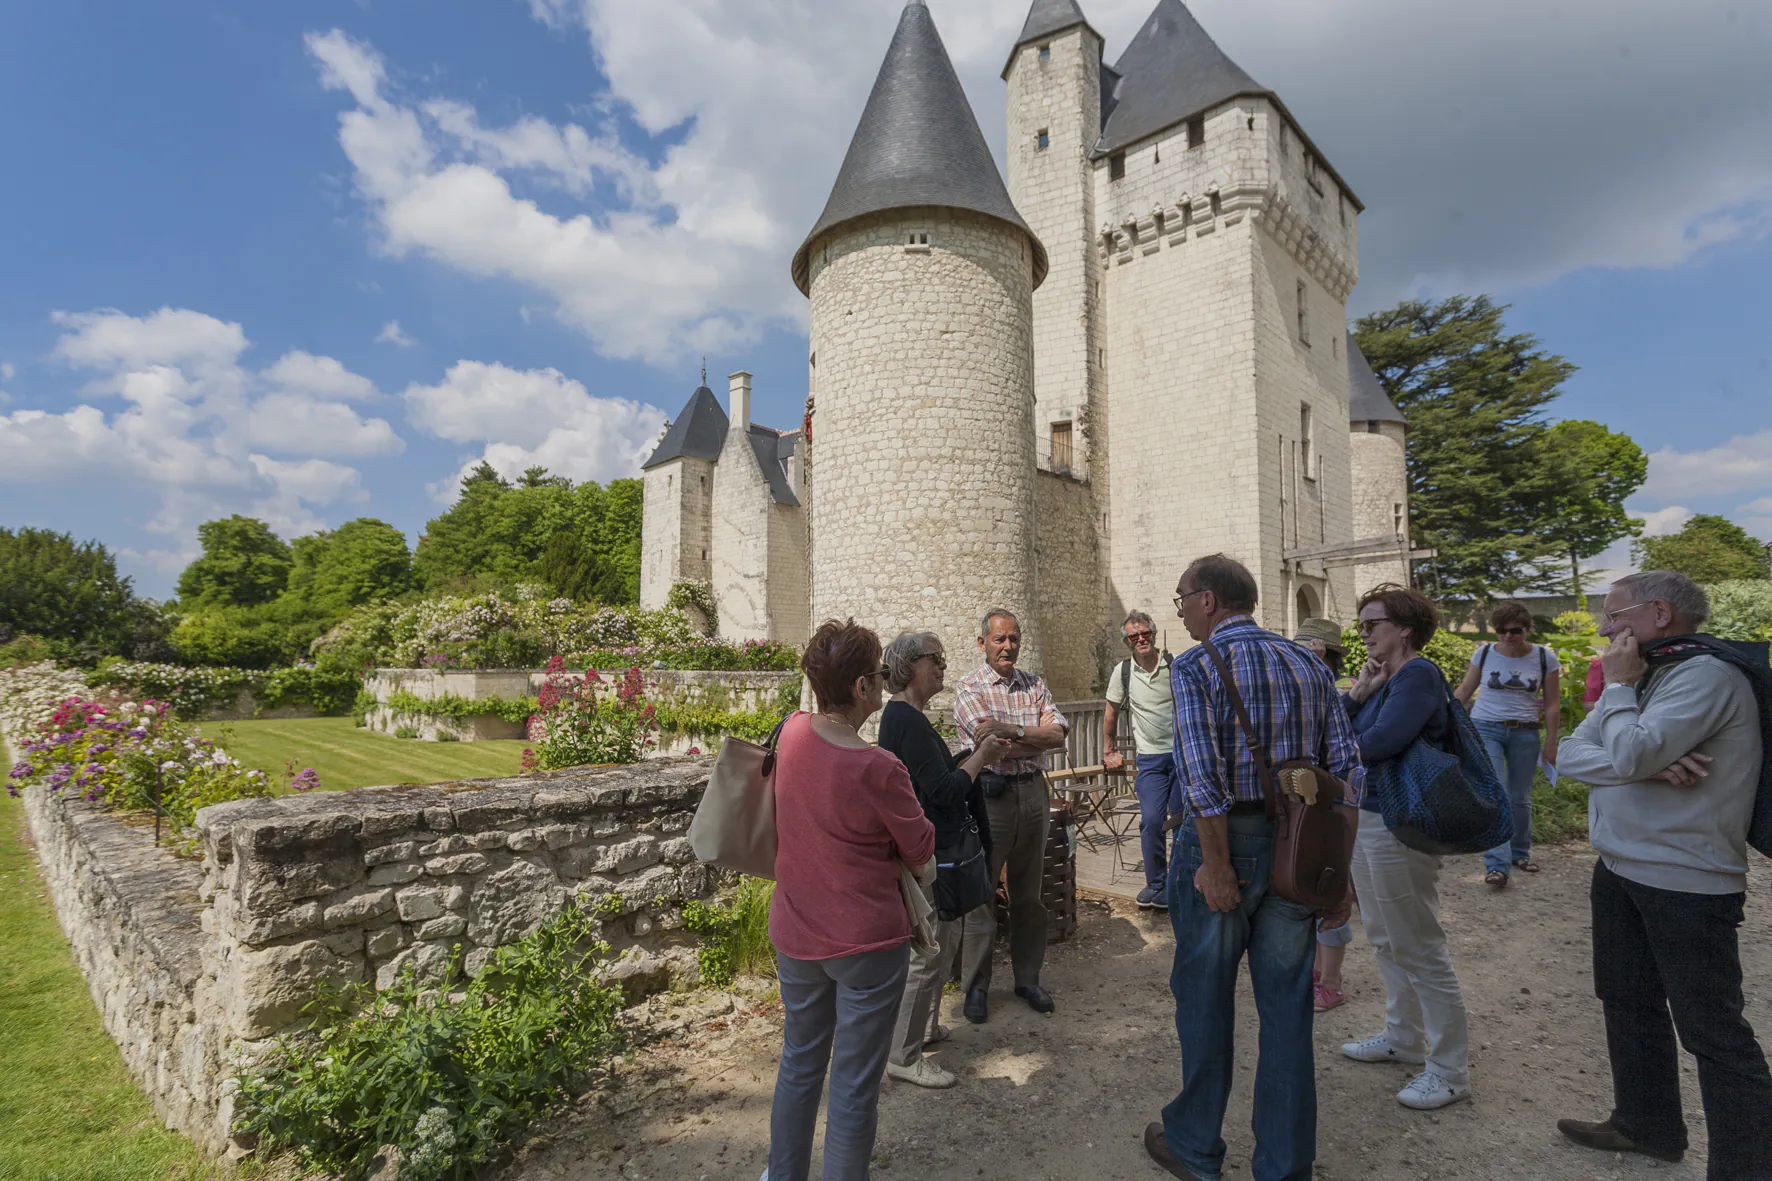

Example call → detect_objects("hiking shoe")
1556 1118 1684 1163
1341 1034 1426 1065
1136 885 1164 909
1398 1070 1468 1110
887 1058 957 1089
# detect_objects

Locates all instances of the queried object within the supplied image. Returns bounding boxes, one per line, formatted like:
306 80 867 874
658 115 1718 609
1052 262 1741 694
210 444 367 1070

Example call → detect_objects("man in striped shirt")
952 608 1069 1023
1143 555 1364 1181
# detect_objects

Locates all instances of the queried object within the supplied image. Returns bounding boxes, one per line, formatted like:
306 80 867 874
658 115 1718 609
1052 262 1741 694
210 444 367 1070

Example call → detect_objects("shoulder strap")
1478 644 1490 676
1120 658 1131 703
760 711 795 777
1539 644 1548 691
1198 639 1282 824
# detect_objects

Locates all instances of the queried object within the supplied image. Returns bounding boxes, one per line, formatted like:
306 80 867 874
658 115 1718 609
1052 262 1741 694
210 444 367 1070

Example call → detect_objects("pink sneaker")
1313 982 1344 1011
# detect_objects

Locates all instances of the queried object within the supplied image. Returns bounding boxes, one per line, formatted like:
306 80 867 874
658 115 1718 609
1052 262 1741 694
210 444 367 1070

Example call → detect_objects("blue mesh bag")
1366 675 1514 856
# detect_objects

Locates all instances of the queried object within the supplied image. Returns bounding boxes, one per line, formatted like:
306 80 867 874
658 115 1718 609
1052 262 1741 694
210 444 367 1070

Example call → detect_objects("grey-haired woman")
876 631 1010 1089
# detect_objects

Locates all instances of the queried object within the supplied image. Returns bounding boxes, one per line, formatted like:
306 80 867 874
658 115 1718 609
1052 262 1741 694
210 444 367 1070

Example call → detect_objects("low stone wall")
20 757 717 1157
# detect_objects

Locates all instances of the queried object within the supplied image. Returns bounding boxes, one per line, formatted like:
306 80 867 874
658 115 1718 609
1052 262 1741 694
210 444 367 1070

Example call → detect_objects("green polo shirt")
1106 656 1175 757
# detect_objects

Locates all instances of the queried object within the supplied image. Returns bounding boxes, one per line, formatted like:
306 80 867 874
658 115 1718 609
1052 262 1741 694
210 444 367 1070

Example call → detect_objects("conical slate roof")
793 0 1047 294
1096 0 1262 157
1001 0 1099 77
1347 336 1406 427
642 384 728 469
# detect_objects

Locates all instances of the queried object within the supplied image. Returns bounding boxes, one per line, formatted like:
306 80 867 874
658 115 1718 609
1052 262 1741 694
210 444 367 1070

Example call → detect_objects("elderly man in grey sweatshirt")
1555 571 1770 1181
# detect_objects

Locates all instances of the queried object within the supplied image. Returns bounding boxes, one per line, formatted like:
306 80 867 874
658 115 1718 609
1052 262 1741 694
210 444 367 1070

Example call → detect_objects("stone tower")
793 0 1049 673
638 381 724 609
1079 0 1363 634
708 371 809 643
1347 335 1411 595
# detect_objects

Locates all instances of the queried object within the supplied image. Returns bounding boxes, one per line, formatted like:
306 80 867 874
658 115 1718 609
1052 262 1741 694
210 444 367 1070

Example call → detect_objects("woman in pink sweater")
763 620 935 1181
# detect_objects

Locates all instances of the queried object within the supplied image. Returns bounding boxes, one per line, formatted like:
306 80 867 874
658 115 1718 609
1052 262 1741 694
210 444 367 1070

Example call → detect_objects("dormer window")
1038 44 1050 60
1187 115 1206 149
1037 129 1049 151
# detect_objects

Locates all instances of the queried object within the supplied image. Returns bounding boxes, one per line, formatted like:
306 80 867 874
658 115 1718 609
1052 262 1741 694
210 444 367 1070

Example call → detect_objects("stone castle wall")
1349 422 1411 596
1033 470 1106 700
710 417 775 643
640 456 715 611
19 759 718 1156
806 207 1043 678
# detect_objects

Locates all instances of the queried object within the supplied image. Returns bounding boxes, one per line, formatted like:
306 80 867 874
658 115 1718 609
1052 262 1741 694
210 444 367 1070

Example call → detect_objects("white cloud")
375 319 416 347
1739 497 1772 516
1 362 14 381
1634 505 1695 537
0 307 397 544
1640 429 1772 502
403 360 665 495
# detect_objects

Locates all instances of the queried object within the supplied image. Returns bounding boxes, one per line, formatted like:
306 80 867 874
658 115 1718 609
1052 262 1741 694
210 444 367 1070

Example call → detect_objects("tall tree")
1538 420 1649 597
284 518 415 618
1634 515 1769 583
1354 295 1577 600
0 527 135 661
176 516 293 607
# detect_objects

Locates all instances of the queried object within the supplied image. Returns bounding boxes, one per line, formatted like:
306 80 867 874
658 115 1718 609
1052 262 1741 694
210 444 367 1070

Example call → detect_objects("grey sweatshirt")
1557 655 1762 894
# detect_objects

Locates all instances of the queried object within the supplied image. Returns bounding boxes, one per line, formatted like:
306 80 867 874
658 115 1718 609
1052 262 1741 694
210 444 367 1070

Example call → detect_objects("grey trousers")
961 775 1049 993
769 943 911 1181
889 882 962 1067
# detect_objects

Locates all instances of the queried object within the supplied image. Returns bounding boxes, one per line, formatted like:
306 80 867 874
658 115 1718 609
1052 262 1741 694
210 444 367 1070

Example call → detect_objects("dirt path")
501 846 1771 1181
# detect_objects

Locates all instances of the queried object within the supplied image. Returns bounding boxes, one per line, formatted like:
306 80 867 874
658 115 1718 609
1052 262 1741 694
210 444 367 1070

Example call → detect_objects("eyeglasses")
1173 589 1207 613
916 652 948 667
1496 627 1527 637
870 666 890 681
1124 630 1155 645
1603 602 1653 626
1356 617 1394 637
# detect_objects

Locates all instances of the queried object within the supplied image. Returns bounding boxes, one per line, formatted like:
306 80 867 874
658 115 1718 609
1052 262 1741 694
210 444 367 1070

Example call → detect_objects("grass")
210 716 530 793
1531 769 1591 845
0 775 221 1180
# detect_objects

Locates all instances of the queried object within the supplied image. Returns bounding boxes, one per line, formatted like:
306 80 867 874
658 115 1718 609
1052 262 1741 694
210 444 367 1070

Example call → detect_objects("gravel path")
502 845 1771 1181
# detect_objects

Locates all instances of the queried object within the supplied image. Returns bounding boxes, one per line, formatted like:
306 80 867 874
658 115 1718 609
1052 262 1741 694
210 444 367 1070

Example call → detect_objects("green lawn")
0 783 220 1181
210 716 530 792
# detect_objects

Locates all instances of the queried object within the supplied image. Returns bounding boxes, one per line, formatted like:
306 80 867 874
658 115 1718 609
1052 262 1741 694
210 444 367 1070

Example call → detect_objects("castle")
640 0 1413 700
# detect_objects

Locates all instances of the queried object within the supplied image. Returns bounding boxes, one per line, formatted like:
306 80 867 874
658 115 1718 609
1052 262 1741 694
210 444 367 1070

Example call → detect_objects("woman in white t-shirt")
1453 600 1561 888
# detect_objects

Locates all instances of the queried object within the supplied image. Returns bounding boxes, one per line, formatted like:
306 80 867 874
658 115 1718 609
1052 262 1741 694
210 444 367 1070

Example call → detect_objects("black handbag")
932 820 991 921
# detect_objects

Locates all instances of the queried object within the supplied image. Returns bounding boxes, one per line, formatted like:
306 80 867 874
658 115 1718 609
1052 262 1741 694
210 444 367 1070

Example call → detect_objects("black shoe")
963 988 988 1024
1143 1122 1208 1180
1014 984 1055 1014
1556 1118 1684 1163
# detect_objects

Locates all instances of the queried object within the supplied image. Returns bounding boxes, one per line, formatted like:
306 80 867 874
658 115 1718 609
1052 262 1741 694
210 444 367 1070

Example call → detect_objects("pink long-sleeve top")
768 712 936 962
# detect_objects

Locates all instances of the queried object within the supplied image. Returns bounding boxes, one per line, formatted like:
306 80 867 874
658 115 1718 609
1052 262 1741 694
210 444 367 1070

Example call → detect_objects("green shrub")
1553 609 1598 637
88 660 359 720
683 877 776 987
527 666 654 770
1339 627 1477 686
1707 580 1772 644
0 634 53 669
393 725 419 740
1531 770 1590 844
232 903 626 1181
664 579 718 635
435 730 459 743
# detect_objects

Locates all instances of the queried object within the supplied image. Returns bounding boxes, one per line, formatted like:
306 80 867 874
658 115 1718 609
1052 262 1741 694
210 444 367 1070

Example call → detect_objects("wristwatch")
1016 725 1026 740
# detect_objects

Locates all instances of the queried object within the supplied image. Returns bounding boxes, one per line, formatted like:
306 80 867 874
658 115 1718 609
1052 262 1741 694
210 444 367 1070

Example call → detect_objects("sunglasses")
1356 617 1393 636
1496 627 1527 637
917 653 948 667
1124 630 1155 645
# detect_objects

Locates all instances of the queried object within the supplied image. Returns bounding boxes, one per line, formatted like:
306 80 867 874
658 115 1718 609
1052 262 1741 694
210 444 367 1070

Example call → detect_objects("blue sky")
2 0 1768 596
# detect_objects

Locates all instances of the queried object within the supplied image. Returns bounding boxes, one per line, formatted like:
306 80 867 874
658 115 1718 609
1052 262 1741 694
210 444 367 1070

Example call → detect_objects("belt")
1495 720 1541 730
981 770 1043 784
1227 801 1269 817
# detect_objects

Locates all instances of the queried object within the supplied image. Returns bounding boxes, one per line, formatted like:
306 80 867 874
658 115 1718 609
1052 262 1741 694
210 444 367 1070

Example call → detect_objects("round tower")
793 0 1049 672
1346 333 1412 594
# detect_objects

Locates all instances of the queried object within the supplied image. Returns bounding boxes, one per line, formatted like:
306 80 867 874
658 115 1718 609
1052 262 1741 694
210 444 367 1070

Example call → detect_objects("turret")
639 381 724 608
1347 335 1411 594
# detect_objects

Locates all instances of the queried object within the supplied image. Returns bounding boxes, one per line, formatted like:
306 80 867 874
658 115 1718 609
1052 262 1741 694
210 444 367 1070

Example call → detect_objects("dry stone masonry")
21 757 718 1157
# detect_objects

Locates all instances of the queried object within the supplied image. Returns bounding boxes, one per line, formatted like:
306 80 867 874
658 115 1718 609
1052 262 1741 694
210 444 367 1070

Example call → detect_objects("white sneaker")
924 1023 951 1046
1341 1034 1427 1065
1398 1070 1468 1110
886 1058 957 1089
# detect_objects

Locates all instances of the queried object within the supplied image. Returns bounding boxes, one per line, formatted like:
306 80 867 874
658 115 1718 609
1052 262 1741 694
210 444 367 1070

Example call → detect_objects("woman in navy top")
1337 585 1472 1114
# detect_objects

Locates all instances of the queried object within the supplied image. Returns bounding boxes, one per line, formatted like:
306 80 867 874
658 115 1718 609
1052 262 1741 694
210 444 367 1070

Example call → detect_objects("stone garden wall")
21 757 717 1157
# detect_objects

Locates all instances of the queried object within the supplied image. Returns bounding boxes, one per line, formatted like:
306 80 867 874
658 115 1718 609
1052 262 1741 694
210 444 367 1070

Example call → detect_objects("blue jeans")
1477 721 1539 873
1161 815 1318 1181
1135 754 1177 890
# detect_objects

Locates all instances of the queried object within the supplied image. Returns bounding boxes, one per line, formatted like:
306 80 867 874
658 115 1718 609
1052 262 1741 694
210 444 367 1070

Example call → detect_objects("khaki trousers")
960 775 1049 993
889 881 961 1067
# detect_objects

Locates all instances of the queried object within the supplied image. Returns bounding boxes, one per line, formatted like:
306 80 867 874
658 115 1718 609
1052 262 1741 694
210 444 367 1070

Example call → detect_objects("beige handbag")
688 713 794 880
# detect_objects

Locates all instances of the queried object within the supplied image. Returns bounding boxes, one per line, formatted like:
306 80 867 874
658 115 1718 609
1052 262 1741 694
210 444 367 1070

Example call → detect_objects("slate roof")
793 0 1047 294
1001 0 1100 77
642 384 728 469
748 426 801 507
1347 336 1406 426
1093 0 1362 209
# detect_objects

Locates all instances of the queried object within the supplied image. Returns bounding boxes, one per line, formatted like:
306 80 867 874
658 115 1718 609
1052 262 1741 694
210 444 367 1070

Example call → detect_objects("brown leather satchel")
1200 639 1356 911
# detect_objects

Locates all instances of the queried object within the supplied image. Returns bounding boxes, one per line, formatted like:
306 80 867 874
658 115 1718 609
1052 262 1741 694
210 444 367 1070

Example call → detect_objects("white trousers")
1350 810 1470 1085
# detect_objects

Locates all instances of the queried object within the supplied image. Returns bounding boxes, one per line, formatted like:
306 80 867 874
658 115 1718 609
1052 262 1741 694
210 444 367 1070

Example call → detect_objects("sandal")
1484 870 1509 888
1313 982 1344 1012
1511 858 1541 874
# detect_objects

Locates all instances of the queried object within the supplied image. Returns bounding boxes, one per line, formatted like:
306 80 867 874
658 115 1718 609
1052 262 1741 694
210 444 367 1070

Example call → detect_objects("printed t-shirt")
1468 644 1561 724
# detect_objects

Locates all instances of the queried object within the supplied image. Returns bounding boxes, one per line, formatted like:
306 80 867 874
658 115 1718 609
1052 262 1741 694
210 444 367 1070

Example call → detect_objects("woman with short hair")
876 631 1011 1090
1454 600 1560 887
1339 585 1472 1112
764 620 936 1181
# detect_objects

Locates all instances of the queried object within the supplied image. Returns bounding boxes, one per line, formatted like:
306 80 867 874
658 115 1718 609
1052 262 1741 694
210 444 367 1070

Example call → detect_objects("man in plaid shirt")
953 608 1068 1024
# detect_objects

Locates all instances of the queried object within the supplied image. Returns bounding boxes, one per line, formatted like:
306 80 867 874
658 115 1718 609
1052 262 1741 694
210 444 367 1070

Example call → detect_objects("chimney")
728 371 753 434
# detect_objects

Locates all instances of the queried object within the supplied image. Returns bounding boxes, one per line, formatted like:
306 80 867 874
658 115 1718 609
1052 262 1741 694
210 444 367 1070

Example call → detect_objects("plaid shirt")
1169 615 1366 818
953 663 1070 776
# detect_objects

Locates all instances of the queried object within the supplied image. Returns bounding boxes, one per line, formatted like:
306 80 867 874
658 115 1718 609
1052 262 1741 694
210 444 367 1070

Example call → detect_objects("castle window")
1037 128 1049 150
1394 503 1405 537
1280 124 1289 157
905 231 930 252
1296 279 1310 345
1300 403 1316 480
1339 192 1348 227
1187 115 1206 149
1209 190 1221 217
1332 335 1340 360
1109 152 1126 181
1368 420 1380 434
1306 154 1324 196
1049 421 1074 473
1038 44 1050 60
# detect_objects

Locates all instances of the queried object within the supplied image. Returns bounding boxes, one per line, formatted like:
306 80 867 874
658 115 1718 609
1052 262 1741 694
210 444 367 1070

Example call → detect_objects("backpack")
1642 636 1772 860
1117 653 1173 703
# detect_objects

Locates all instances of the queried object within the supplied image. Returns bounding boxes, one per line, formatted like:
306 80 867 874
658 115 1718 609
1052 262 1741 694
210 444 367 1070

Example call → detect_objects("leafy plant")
682 877 776 987
1338 627 1477 687
1552 609 1597 638
1706 580 1772 645
393 725 420 740
232 903 627 1181
526 661 655 769
665 579 718 635
380 689 537 726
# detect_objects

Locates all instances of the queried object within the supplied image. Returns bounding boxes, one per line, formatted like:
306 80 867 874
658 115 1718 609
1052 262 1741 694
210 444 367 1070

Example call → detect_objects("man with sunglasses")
1555 571 1771 1177
1104 610 1177 909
